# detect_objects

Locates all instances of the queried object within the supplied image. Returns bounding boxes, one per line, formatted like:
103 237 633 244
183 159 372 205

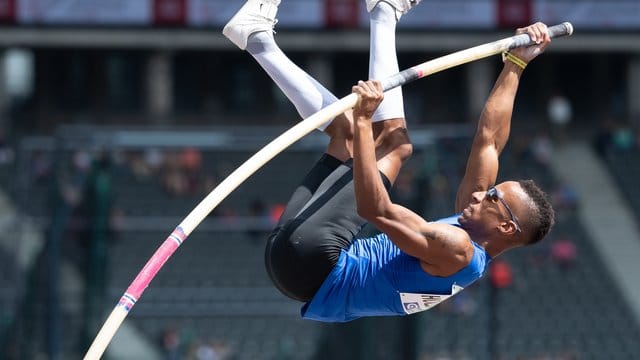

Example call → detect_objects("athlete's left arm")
455 23 551 213
352 81 472 275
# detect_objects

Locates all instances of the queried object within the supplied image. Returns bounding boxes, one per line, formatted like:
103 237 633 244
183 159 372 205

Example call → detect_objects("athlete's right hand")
352 80 384 120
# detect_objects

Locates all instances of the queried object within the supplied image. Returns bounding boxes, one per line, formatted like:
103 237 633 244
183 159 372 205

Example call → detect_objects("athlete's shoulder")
418 221 474 276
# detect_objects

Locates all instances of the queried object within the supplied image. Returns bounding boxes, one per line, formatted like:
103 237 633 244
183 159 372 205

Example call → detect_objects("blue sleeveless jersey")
301 214 491 322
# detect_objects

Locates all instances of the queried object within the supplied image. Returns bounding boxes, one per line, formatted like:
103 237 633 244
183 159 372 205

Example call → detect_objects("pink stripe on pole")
124 227 187 301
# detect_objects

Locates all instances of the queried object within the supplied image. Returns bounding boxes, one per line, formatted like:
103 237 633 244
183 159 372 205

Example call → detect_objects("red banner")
0 0 16 23
153 0 187 26
497 0 532 28
325 0 359 28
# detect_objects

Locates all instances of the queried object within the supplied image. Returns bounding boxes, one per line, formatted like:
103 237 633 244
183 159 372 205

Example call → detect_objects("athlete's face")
458 181 525 236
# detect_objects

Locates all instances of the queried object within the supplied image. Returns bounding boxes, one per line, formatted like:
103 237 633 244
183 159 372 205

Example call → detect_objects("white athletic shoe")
222 0 281 50
365 0 422 19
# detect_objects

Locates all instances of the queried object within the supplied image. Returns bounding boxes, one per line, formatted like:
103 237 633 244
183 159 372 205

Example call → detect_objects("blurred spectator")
145 148 166 174
195 340 216 360
126 148 165 182
161 327 181 360
489 259 513 289
530 131 554 166
551 236 577 271
159 148 204 196
181 147 203 193
59 150 94 207
611 123 635 151
60 180 84 207
164 168 189 196
73 150 93 174
551 182 579 213
270 203 286 225
181 147 202 172
130 152 153 181
30 151 52 182
547 92 573 143
163 151 189 196
594 117 636 154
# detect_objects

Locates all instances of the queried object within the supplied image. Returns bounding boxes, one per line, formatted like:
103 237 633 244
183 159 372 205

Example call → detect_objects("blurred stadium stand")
3 127 640 359
604 148 640 223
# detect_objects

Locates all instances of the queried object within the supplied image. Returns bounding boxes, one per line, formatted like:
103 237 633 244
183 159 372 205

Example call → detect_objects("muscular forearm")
353 115 392 219
476 62 523 153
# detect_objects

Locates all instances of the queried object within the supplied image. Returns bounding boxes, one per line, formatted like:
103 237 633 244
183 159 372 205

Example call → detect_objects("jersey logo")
399 284 464 314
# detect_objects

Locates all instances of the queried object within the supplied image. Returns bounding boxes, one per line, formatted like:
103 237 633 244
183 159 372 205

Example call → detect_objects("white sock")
369 2 405 122
246 32 338 130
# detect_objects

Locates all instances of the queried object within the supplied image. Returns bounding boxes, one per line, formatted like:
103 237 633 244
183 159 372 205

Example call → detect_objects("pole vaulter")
85 22 573 359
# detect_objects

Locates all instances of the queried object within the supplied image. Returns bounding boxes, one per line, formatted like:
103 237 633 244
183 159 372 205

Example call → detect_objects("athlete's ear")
498 220 518 236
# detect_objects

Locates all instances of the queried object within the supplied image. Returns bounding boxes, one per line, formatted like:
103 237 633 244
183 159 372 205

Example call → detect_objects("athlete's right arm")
351 80 473 276
367 203 474 276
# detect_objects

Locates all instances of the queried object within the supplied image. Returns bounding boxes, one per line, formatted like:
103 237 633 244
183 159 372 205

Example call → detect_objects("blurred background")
0 0 640 359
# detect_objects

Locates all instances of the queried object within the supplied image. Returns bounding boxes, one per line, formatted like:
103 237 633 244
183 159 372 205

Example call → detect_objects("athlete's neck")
478 238 510 259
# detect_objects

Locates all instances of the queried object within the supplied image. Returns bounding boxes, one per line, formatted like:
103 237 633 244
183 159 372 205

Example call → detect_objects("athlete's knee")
324 112 354 140
394 140 413 163
375 120 413 163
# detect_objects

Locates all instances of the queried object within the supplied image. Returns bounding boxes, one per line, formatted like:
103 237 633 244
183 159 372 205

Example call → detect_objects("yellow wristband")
502 51 527 70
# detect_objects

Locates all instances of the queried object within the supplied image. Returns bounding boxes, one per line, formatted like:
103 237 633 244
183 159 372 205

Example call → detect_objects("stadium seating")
106 150 328 359
5 136 640 359
0 249 18 349
603 148 640 223
101 139 640 359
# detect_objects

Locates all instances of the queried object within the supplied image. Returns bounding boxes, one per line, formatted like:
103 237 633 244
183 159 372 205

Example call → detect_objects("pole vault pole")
84 22 573 359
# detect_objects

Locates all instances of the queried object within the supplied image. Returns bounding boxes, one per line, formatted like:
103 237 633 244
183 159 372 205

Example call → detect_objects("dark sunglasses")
486 186 522 232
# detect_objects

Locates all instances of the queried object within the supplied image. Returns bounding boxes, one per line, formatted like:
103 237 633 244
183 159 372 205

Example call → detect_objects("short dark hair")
518 179 555 245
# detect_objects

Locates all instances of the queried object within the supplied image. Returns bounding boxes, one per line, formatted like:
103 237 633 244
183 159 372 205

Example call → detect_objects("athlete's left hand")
352 80 384 120
510 22 551 64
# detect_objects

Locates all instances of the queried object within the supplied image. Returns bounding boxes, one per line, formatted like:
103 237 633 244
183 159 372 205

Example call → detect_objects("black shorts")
264 154 390 302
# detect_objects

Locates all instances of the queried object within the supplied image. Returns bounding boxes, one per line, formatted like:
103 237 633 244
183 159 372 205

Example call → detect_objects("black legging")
265 154 390 302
